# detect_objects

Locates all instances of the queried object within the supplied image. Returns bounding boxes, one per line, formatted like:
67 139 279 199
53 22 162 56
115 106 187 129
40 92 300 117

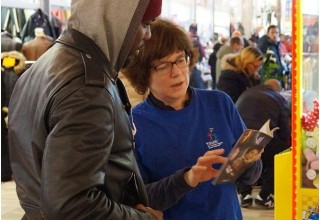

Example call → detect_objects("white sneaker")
255 194 274 208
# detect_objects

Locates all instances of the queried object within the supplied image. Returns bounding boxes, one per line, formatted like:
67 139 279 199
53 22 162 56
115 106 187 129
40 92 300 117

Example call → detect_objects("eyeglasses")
152 55 190 76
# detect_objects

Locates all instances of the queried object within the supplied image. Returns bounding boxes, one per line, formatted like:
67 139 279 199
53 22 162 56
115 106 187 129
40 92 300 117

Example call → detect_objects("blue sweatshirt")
133 88 259 220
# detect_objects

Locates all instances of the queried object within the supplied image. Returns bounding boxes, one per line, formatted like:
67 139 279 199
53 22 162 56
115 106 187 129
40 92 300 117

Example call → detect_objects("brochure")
212 119 279 185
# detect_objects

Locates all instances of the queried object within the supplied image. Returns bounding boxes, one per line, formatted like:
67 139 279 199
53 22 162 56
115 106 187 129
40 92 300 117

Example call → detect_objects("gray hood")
67 0 150 71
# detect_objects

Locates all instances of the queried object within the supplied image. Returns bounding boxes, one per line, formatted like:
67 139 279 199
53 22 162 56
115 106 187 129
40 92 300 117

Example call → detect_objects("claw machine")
292 0 319 219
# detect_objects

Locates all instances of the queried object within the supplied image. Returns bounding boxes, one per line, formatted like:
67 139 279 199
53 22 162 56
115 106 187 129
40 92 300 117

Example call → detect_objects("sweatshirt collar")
147 87 193 110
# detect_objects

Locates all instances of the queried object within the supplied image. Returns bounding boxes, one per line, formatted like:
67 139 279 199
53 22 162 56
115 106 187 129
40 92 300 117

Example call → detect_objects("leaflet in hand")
212 119 278 185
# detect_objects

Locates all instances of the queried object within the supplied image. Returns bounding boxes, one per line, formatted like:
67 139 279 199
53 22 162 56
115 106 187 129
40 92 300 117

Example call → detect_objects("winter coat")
20 9 56 43
236 84 291 159
258 35 284 75
1 31 22 52
1 51 26 106
8 0 157 219
217 56 260 103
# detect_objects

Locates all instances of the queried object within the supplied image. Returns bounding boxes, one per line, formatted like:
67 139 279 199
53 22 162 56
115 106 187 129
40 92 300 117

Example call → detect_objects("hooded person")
8 0 163 219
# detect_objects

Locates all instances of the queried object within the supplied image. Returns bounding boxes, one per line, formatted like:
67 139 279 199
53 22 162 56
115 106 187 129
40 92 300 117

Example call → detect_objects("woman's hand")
184 149 226 187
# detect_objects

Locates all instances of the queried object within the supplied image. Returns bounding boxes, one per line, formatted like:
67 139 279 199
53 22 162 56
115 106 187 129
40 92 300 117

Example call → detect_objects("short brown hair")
267 25 278 33
230 36 243 46
122 19 199 95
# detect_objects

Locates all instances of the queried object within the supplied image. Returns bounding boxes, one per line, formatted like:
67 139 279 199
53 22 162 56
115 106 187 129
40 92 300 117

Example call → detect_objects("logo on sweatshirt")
206 128 223 149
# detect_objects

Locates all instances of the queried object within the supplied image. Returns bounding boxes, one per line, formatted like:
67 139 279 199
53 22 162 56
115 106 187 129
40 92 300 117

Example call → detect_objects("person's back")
235 79 291 208
236 80 288 131
8 0 163 219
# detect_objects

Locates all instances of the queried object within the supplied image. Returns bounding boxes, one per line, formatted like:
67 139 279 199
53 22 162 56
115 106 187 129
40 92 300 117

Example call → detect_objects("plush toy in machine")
301 99 319 188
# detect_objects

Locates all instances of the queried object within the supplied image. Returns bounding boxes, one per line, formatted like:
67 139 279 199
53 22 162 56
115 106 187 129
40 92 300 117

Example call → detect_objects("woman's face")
149 51 190 109
247 60 262 75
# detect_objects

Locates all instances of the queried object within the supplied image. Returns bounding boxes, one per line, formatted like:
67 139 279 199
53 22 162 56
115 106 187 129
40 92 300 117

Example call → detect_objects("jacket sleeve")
145 168 194 211
42 86 154 220
134 149 194 211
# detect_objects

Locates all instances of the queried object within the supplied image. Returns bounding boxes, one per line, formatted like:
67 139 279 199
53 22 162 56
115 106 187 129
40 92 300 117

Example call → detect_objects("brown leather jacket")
21 36 53 61
9 29 153 220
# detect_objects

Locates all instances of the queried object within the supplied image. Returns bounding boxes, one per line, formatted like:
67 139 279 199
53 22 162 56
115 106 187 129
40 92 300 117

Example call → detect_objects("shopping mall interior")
1 0 319 219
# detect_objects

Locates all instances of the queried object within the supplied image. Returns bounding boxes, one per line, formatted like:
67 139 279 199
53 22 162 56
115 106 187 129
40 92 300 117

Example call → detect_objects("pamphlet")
212 119 279 185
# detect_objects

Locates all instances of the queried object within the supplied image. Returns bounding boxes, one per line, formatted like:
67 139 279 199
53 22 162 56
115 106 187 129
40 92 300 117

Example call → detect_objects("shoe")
240 194 253 207
255 194 274 209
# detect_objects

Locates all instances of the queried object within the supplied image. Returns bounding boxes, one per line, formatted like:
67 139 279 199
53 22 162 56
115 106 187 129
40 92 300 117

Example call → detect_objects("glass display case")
292 0 319 219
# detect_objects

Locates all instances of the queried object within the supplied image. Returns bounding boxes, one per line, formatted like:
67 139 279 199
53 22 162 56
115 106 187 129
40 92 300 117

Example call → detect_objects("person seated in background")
215 36 244 84
235 79 291 209
122 18 262 220
217 46 263 103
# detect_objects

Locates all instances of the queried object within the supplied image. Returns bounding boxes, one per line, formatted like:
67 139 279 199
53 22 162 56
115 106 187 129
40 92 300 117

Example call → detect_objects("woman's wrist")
183 169 198 188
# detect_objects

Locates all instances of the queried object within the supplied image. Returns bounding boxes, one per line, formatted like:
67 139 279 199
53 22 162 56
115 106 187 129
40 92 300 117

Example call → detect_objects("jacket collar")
56 28 118 83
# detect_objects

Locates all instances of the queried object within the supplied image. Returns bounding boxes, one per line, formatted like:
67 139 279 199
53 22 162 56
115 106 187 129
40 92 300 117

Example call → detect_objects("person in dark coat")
235 79 291 209
208 42 223 89
8 0 163 219
258 25 285 82
217 46 263 103
1 30 23 182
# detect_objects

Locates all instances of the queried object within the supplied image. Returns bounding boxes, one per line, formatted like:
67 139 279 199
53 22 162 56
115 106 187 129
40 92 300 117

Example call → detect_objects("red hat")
142 0 162 21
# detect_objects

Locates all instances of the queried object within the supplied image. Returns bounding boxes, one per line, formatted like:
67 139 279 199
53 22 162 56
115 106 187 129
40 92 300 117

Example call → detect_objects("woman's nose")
170 63 182 77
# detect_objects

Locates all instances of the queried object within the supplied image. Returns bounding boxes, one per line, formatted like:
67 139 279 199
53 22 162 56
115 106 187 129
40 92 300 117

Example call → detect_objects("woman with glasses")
122 19 262 220
217 46 263 103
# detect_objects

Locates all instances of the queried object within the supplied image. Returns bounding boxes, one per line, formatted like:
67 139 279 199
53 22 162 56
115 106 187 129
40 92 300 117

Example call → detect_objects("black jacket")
217 70 260 103
258 35 284 75
9 29 154 220
235 84 291 154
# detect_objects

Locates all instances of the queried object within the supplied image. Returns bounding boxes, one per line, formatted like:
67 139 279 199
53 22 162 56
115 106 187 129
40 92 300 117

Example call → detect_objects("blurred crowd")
188 23 292 92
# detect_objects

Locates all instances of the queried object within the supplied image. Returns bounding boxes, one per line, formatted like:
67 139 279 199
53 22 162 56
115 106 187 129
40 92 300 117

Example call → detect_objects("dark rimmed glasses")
152 55 190 76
